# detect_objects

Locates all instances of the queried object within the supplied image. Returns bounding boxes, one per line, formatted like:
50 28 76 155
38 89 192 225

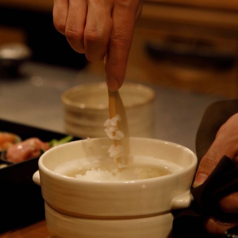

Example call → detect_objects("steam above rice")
62 115 176 182
54 115 183 181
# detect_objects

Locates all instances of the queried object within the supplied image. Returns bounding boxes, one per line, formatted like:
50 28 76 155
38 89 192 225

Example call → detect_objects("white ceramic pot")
61 82 155 138
45 203 174 238
33 137 197 238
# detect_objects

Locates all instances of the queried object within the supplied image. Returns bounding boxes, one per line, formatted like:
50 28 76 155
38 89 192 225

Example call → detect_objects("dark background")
0 6 87 70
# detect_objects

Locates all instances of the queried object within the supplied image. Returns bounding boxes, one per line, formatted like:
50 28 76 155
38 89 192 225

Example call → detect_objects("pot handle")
171 192 193 209
32 170 41 186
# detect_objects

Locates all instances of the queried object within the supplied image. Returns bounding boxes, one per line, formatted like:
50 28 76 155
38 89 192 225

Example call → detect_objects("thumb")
193 113 238 188
193 143 225 188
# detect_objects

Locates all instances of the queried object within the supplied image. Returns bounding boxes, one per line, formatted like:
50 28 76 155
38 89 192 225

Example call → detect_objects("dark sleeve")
196 99 238 162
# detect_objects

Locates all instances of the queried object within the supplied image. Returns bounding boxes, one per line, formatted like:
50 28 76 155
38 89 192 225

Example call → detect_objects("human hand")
53 0 143 91
193 113 238 235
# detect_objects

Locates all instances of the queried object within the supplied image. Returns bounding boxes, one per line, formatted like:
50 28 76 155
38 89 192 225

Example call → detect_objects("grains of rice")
104 115 125 161
104 115 124 141
74 163 167 181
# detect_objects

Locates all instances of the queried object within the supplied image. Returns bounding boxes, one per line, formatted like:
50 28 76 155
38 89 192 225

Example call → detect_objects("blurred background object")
61 82 155 139
86 0 238 98
0 0 238 97
0 43 31 77
0 0 238 150
0 0 87 71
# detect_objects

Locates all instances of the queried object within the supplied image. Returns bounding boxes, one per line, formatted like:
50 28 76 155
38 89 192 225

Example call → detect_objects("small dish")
0 163 8 169
0 135 73 164
0 43 32 76
0 119 80 234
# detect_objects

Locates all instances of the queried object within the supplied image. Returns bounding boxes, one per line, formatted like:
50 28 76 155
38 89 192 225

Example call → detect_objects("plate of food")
0 118 80 234
0 135 73 165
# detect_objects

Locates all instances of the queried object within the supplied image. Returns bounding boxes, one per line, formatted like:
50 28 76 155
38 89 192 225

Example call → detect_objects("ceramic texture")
33 138 197 217
45 202 174 238
61 82 155 138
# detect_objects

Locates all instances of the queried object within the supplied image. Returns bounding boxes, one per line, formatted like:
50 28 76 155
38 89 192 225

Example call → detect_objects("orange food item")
0 133 15 150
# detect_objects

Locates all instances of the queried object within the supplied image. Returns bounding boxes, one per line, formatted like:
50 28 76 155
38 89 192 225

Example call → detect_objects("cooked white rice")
54 156 183 181
75 166 164 181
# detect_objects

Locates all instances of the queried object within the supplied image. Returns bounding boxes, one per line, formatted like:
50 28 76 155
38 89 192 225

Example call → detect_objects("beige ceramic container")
45 203 174 238
61 82 155 138
33 137 197 238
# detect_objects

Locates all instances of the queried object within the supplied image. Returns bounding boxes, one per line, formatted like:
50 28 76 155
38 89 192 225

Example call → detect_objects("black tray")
0 119 80 234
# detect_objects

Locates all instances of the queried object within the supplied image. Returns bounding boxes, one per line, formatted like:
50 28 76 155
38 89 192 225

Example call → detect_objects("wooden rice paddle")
105 54 130 164
108 90 130 165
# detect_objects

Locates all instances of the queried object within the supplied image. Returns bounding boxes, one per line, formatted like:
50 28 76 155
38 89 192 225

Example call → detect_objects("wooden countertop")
0 0 53 11
0 0 237 12
146 0 238 10
141 1 238 32
0 221 50 238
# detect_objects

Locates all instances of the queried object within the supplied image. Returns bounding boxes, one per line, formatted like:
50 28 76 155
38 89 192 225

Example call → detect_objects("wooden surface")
0 26 26 45
0 0 237 11
141 2 238 31
0 0 53 11
0 221 50 238
147 0 238 10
